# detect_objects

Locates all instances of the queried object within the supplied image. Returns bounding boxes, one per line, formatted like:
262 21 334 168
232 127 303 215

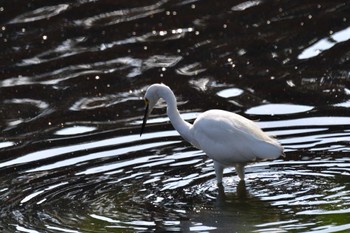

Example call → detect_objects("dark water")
1 0 350 232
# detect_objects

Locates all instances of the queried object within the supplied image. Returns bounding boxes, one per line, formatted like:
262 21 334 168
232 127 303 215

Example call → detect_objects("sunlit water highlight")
0 0 350 232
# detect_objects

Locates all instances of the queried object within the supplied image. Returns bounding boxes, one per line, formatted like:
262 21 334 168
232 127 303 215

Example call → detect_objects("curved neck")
158 86 192 142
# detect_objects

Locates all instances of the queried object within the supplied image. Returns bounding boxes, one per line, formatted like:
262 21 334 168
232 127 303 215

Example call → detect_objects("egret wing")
192 110 282 165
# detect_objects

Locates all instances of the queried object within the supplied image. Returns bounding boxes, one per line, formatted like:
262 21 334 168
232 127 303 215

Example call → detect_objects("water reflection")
298 26 350 60
0 141 15 149
1 0 350 232
55 126 96 136
9 4 70 24
246 103 313 115
232 0 262 11
217 87 244 98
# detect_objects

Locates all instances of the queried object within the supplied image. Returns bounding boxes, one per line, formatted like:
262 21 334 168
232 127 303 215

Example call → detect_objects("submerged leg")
236 179 247 198
214 161 224 185
235 163 245 180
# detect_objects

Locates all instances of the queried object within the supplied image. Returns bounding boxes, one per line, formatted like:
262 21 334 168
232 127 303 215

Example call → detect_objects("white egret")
140 83 284 185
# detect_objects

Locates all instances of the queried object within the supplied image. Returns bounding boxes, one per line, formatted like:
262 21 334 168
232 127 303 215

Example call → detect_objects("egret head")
140 84 163 136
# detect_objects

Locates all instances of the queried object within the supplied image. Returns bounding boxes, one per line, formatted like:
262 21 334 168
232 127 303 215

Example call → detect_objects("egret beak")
140 101 149 136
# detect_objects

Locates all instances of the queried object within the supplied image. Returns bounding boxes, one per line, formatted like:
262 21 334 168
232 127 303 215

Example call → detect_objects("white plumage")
140 83 284 184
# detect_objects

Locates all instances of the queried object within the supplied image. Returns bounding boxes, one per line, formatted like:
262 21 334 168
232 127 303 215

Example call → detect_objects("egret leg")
214 161 224 185
235 163 245 180
237 180 247 198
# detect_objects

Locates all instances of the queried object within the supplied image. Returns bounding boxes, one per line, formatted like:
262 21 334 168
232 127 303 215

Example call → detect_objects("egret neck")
158 86 194 146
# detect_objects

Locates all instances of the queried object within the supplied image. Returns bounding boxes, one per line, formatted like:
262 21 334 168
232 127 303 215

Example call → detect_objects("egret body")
140 83 284 184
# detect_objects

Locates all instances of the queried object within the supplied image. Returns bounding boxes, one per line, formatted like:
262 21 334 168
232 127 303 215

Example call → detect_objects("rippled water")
1 0 350 232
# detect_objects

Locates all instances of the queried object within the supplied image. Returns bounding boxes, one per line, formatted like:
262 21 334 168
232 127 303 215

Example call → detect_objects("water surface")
1 0 350 232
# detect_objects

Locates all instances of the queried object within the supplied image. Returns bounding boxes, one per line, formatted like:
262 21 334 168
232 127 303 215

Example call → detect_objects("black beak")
140 103 149 136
